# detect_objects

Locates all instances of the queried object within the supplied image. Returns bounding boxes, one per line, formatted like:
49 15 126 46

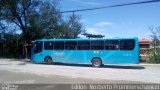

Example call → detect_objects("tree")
1 0 32 42
0 0 61 42
67 13 85 38
0 0 85 59
0 0 61 58
148 26 160 63
55 14 85 39
27 1 62 40
0 22 5 39
150 26 160 47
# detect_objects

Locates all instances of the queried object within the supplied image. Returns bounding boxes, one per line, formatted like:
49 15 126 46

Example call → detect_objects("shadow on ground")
38 62 145 69
102 65 145 69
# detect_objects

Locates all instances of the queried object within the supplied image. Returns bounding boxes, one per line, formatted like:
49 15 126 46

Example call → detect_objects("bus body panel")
31 37 139 64
32 50 139 64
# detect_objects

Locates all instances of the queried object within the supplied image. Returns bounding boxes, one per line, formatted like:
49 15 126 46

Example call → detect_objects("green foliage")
67 14 85 38
148 48 160 63
0 0 84 41
148 26 160 63
0 0 61 42
0 0 85 58
52 14 85 39
0 34 22 58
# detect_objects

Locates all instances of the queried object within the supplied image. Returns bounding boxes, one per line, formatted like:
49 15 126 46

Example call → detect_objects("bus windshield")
34 41 43 54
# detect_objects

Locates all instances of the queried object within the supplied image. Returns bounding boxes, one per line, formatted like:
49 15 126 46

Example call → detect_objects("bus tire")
44 56 53 64
91 57 102 67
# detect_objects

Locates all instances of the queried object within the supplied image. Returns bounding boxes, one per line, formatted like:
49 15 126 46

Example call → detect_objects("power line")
1 0 160 16
59 0 160 14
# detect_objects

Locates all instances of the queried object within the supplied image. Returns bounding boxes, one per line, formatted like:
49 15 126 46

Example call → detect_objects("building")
139 39 152 49
139 39 152 62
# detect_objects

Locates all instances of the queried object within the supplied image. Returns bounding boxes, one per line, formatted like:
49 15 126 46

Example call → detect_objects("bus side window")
105 40 119 50
120 39 135 50
34 41 43 54
77 41 90 50
65 41 77 50
54 41 64 50
44 41 54 50
91 40 104 50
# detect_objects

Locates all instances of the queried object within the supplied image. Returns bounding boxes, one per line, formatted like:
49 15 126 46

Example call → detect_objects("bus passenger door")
33 41 43 63
53 41 66 63
63 41 78 64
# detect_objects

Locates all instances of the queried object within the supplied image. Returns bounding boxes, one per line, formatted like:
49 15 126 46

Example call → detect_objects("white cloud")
79 21 115 38
95 22 114 27
86 28 100 34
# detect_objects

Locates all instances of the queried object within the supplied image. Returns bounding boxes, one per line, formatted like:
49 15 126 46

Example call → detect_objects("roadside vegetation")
147 26 160 64
0 0 85 58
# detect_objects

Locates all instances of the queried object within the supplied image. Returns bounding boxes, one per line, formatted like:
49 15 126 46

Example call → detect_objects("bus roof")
33 37 138 42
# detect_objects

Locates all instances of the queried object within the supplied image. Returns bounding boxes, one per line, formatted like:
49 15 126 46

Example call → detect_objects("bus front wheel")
92 58 102 67
44 56 53 64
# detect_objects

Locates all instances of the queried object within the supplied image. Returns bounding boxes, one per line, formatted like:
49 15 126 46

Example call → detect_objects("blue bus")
31 37 139 67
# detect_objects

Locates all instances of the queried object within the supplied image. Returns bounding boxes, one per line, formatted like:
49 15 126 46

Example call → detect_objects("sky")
60 0 160 39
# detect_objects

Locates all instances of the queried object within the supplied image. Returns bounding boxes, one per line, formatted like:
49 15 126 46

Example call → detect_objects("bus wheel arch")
44 56 53 64
91 57 102 67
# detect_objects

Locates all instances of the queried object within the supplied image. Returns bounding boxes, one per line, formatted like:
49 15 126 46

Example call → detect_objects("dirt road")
0 60 160 84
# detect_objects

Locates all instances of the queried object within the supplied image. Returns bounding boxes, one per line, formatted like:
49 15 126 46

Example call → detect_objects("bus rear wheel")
45 56 53 64
92 58 102 67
